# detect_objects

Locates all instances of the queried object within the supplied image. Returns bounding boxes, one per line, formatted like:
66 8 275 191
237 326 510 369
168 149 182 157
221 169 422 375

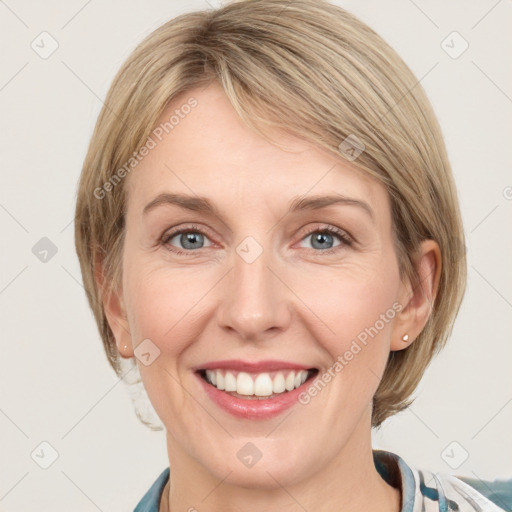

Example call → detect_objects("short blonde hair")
74 0 466 428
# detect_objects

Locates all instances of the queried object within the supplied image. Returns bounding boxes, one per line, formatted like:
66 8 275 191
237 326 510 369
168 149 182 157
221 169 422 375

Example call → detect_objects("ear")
390 240 441 351
94 255 134 359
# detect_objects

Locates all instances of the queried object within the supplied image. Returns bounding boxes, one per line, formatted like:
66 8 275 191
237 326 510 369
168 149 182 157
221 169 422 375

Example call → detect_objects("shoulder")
453 474 512 511
133 467 170 512
373 449 512 511
414 466 512 511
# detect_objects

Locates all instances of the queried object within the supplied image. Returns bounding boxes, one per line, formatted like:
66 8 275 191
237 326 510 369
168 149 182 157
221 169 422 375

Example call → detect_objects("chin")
196 436 323 490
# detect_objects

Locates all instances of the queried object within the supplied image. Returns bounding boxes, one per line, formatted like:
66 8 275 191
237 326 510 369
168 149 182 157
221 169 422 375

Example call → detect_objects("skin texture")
101 81 440 512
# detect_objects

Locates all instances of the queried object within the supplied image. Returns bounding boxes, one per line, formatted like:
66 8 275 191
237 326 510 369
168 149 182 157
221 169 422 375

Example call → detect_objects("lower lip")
195 372 312 420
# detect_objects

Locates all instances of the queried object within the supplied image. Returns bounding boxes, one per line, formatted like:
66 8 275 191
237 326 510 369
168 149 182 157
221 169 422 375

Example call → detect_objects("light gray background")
0 0 510 510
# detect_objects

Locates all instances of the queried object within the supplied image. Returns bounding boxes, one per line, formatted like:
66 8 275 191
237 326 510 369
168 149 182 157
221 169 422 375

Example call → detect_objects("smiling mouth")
197 368 319 399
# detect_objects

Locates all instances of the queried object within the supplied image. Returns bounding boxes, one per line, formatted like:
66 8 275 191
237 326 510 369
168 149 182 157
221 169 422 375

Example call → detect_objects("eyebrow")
142 192 374 221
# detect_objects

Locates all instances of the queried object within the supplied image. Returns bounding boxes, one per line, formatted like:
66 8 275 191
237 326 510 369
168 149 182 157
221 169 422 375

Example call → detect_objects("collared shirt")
133 449 512 511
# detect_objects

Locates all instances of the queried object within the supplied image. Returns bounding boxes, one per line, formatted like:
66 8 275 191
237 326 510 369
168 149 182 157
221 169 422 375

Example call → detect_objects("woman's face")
110 81 411 487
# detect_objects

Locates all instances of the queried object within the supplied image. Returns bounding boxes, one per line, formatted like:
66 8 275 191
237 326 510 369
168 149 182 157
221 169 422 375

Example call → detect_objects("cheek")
294 263 400 408
299 263 399 345
122 265 211 422
124 258 210 345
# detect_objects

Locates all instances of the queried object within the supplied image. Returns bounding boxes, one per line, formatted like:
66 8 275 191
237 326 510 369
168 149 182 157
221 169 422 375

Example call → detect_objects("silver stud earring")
402 334 409 342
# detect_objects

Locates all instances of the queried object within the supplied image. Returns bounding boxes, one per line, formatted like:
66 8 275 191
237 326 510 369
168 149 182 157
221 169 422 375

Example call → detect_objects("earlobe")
104 286 134 359
94 256 134 359
391 240 441 351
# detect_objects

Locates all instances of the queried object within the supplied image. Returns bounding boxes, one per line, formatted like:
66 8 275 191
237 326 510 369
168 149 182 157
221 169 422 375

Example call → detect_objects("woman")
74 1 511 510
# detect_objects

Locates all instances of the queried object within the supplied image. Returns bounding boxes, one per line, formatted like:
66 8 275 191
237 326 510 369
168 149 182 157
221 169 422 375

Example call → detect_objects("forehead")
125 81 389 217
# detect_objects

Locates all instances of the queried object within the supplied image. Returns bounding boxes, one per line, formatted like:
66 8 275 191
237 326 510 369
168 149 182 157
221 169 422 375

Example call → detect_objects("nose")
215 242 292 342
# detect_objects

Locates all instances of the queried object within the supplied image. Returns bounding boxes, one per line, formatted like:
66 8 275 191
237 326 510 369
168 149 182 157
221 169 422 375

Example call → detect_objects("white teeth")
285 372 295 391
236 372 254 395
254 373 273 396
216 370 225 390
204 369 311 396
272 373 286 393
205 370 216 386
291 370 308 389
224 372 237 392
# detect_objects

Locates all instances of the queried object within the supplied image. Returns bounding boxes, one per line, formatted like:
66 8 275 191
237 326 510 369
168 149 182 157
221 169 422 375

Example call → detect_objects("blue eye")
162 226 212 254
308 231 337 250
299 226 352 254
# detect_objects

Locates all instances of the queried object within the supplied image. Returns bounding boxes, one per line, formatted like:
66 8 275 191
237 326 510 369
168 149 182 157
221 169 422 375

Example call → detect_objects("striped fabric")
374 450 512 511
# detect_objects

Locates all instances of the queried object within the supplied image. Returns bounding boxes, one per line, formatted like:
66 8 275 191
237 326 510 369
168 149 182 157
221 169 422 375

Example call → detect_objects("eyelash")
160 223 353 256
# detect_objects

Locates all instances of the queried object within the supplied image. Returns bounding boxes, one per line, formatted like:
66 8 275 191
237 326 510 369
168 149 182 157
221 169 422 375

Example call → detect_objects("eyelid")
160 223 212 241
299 223 354 245
294 223 354 256
160 223 216 252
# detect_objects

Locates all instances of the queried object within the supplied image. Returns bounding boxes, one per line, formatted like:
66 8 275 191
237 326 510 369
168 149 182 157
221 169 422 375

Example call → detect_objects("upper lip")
194 359 315 372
